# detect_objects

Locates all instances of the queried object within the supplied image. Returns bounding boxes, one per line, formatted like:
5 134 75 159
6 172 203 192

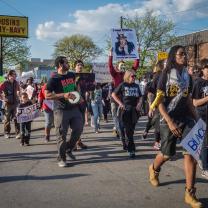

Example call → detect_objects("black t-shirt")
157 69 191 119
192 77 208 121
114 82 142 107
46 72 76 110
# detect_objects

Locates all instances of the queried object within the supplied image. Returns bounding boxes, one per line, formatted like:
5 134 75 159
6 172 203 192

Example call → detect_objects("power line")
0 0 26 16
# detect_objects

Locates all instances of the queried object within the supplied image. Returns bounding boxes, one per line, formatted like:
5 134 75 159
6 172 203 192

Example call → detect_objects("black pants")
20 121 31 144
121 107 139 152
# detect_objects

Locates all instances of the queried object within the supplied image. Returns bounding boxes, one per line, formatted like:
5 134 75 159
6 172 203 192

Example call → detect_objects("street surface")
0 116 207 208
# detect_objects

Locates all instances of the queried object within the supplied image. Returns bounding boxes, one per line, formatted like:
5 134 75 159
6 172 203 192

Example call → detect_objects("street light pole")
120 16 124 29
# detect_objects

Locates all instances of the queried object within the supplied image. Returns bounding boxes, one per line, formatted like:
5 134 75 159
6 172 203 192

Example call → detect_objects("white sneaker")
15 134 21 139
4 134 10 139
201 170 208 179
58 160 67 168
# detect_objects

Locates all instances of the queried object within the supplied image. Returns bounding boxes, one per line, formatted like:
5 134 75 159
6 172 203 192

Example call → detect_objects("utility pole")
0 36 3 76
120 16 124 29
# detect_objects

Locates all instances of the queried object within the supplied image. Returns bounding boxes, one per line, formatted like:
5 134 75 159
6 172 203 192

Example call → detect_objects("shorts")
43 110 54 129
160 117 195 157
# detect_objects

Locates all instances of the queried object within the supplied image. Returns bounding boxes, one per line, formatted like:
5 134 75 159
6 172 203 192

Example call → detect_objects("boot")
185 187 203 208
149 164 160 187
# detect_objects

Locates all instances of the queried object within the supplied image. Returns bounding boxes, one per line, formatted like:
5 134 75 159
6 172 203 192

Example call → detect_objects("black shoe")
128 151 136 159
66 150 76 160
121 140 127 151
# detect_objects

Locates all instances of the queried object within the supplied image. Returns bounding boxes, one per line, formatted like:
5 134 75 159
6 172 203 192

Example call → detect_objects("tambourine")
68 91 81 104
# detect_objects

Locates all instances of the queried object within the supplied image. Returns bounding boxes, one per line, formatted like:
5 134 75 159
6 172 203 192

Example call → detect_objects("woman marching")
112 70 142 158
148 45 203 208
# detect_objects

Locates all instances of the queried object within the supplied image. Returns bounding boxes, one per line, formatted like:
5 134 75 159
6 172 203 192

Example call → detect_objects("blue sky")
1 0 208 61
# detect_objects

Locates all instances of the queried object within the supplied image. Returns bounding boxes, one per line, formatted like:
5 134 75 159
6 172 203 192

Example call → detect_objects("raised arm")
108 49 117 78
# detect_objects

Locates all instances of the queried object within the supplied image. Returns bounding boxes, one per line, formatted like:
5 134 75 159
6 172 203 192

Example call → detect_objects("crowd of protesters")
0 44 208 208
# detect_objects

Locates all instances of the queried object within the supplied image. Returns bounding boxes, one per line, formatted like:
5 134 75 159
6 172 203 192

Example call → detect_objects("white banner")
180 119 206 161
111 28 139 60
93 63 112 83
17 103 40 123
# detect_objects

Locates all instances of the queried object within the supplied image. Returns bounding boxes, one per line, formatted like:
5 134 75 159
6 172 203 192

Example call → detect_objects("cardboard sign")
180 119 206 161
111 28 139 60
17 103 40 123
158 52 168 61
93 63 112 83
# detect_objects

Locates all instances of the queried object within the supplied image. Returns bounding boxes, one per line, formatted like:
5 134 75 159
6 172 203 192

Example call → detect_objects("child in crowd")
18 92 33 146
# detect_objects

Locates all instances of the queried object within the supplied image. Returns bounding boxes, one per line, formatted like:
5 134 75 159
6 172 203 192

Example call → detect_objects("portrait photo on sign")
111 28 139 60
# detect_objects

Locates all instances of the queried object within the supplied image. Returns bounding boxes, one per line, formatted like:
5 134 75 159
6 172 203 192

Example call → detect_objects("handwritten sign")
157 52 168 61
181 119 206 161
93 63 112 83
17 103 40 123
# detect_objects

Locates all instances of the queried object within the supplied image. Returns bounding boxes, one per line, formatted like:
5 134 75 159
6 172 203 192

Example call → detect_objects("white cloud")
35 0 208 42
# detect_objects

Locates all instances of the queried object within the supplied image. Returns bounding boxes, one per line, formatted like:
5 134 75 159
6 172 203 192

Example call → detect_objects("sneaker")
128 151 136 159
153 142 161 150
66 150 76 160
201 170 208 179
58 160 67 168
142 132 147 140
20 143 24 146
45 135 50 143
77 140 88 149
15 134 21 139
149 164 160 187
185 187 203 208
4 134 10 139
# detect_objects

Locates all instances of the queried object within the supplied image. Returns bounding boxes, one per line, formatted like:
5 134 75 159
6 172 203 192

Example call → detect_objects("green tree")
53 34 102 64
123 10 176 74
2 37 30 70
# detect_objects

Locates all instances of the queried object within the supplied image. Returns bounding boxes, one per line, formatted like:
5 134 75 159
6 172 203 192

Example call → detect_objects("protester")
18 92 32 146
90 83 103 133
148 45 203 208
102 83 111 123
45 56 83 167
192 58 208 179
74 60 88 149
112 70 142 158
108 48 139 142
0 70 20 139
38 83 54 143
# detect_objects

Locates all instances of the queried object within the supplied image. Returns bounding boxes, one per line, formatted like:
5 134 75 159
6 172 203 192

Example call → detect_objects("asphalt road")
0 116 207 208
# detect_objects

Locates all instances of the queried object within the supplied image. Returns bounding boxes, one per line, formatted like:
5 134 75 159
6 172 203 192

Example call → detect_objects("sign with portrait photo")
111 28 139 60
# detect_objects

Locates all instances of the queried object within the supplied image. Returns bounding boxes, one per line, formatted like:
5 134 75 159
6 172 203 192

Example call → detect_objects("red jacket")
108 56 139 87
38 84 51 111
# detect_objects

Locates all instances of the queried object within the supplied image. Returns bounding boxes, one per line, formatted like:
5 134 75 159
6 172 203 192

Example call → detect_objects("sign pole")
0 36 3 76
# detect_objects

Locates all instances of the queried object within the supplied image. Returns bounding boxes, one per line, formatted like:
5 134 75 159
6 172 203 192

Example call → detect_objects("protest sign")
111 28 139 60
180 119 206 161
76 73 95 91
158 52 168 61
26 85 34 99
17 103 40 123
93 63 112 83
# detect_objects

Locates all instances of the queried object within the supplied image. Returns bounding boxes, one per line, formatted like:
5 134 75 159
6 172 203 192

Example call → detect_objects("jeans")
4 103 20 135
91 102 103 131
43 110 54 129
54 107 83 161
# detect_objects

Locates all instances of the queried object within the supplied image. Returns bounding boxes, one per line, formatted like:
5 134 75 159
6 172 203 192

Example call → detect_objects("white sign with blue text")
181 119 206 161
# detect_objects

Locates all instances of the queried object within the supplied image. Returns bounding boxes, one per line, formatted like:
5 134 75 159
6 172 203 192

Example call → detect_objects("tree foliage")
2 37 30 70
123 10 176 73
53 34 102 64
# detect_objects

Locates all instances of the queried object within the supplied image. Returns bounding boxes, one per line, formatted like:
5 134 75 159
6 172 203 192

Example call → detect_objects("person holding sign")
192 58 208 179
108 48 139 144
148 45 203 208
18 92 33 146
45 56 83 168
112 70 142 158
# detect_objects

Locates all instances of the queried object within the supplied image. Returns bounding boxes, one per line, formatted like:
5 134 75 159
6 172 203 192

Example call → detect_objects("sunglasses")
176 52 186 57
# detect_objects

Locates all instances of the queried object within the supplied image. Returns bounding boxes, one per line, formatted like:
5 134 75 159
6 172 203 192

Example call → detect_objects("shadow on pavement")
160 178 208 186
0 173 89 183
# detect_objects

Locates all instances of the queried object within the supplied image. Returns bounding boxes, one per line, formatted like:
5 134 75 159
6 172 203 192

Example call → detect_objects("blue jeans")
91 102 103 131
